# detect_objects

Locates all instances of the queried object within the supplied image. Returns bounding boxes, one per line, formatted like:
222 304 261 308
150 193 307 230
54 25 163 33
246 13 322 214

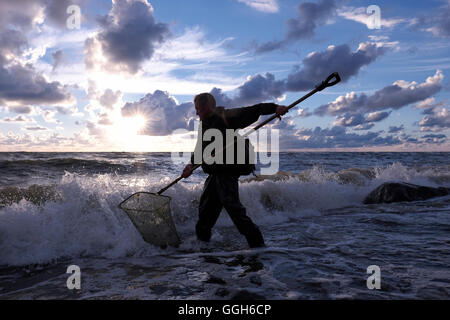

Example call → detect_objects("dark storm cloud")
403 135 419 143
44 0 84 28
422 134 446 139
253 40 287 54
312 72 444 133
0 0 44 31
252 0 337 53
286 0 336 40
210 74 285 108
121 90 195 136
0 30 28 65
211 42 389 107
0 1 76 106
286 42 390 91
388 125 404 133
232 73 287 106
315 70 444 116
0 63 74 106
51 50 65 71
421 133 447 144
7 106 33 114
209 73 286 107
85 0 170 74
419 104 450 131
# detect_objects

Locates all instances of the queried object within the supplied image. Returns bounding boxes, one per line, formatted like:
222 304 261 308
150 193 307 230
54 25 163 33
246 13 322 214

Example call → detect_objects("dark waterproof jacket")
191 103 278 175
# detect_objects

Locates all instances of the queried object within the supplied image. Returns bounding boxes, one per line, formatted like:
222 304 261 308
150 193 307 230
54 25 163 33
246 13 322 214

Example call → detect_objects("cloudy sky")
0 0 449 151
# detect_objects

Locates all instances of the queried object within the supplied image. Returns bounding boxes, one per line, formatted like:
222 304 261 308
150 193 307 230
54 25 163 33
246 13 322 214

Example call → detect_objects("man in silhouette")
182 93 288 248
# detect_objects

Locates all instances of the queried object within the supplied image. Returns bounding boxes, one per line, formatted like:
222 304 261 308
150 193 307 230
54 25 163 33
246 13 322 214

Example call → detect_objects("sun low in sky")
0 0 449 152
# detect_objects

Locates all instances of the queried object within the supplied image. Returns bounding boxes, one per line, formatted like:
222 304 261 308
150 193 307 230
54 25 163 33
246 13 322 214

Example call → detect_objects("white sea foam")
0 162 449 266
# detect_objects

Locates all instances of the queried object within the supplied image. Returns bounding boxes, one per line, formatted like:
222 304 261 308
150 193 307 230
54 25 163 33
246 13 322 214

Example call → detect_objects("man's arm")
224 103 287 129
183 136 200 178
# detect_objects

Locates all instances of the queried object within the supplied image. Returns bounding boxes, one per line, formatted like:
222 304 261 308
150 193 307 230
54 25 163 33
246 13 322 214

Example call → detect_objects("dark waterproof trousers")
196 174 265 248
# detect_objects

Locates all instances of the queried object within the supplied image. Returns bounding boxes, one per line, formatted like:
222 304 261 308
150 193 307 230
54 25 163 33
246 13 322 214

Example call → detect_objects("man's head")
194 93 216 121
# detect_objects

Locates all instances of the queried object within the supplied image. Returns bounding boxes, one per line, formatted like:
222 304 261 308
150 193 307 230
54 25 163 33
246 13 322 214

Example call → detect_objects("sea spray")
1 160 449 266
0 173 150 265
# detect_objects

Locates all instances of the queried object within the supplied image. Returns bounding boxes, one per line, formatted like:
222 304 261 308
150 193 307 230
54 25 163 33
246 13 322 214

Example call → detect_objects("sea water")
0 152 449 299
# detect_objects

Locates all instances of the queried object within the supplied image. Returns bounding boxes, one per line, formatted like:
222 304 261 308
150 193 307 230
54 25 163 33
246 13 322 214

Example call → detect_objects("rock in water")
363 182 450 204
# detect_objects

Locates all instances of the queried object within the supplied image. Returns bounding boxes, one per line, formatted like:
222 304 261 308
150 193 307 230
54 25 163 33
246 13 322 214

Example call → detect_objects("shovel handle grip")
315 72 341 91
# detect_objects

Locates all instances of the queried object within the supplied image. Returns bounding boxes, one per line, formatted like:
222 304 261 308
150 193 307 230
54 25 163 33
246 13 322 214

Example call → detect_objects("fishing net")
119 192 180 248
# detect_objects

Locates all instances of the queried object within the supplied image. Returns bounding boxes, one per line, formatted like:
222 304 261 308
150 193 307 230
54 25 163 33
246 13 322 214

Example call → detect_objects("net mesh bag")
119 192 180 248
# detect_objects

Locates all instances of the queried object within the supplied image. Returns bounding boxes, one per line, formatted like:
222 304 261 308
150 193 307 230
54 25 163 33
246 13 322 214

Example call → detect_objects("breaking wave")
1 162 449 266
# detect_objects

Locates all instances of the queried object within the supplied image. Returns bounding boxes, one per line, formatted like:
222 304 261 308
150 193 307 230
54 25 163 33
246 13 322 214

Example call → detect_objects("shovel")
119 72 341 247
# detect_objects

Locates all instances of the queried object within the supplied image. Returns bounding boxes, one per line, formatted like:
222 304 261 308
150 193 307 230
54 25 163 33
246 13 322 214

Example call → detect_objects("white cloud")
368 35 389 41
419 103 450 132
83 72 241 96
44 27 247 95
414 97 443 110
237 0 279 13
39 108 60 123
20 26 95 66
338 7 406 29
0 130 100 152
154 27 236 62
316 70 444 116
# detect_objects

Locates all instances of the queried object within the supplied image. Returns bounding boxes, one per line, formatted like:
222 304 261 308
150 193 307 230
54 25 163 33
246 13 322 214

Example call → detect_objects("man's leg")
196 175 223 242
215 174 265 248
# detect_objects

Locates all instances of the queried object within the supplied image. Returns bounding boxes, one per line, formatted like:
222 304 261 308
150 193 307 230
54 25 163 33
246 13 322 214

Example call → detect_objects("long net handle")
157 164 201 195
251 72 340 134
157 72 341 195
